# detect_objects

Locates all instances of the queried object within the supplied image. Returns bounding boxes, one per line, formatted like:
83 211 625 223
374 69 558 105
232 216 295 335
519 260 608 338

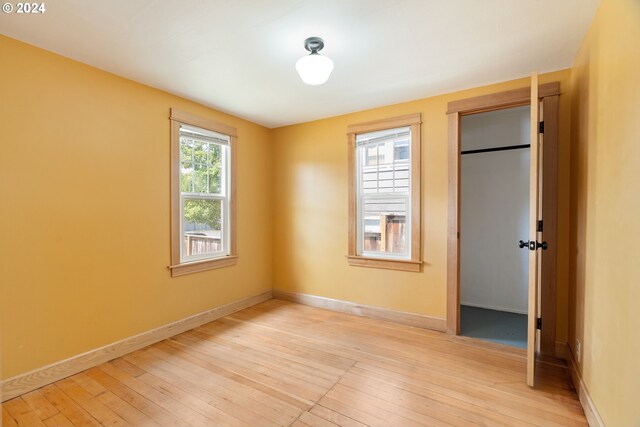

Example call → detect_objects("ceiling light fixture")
295 37 334 85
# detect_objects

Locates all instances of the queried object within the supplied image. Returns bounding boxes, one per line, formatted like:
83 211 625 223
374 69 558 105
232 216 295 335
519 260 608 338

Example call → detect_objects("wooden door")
527 72 543 387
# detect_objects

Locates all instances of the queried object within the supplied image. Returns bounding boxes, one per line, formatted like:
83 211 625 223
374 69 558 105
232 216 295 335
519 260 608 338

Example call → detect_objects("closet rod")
461 144 530 155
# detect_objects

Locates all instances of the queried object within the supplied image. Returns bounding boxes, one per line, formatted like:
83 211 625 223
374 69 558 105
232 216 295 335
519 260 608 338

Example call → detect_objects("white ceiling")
1 0 599 128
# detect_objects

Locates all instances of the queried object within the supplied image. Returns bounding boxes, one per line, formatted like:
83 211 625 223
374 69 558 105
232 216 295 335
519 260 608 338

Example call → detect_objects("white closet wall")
460 106 530 314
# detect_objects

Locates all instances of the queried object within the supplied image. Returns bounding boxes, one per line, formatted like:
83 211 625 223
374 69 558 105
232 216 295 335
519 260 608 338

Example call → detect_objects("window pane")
207 144 222 194
365 146 378 166
208 144 222 165
194 164 208 193
378 143 392 165
180 138 193 161
180 162 194 192
193 141 207 164
362 214 407 255
394 142 409 161
357 127 411 258
175 122 233 269
180 137 224 196
394 163 410 192
362 197 407 255
358 130 410 196
182 198 223 257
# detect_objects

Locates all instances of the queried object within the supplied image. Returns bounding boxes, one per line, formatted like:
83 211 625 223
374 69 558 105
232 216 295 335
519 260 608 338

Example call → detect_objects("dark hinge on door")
537 220 543 232
539 121 545 134
537 318 542 330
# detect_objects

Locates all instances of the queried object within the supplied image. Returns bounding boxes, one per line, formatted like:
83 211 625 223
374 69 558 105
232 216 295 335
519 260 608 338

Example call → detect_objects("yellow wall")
2 4 638 422
0 32 580 386
569 0 640 425
0 36 272 379
271 69 573 343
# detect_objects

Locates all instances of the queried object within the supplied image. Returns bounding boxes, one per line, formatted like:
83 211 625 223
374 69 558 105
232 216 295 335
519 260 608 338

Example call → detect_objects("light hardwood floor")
2 299 587 426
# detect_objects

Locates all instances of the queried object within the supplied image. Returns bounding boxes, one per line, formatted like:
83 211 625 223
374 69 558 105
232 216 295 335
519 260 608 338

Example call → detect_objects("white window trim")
168 108 238 277
347 113 422 272
179 131 230 264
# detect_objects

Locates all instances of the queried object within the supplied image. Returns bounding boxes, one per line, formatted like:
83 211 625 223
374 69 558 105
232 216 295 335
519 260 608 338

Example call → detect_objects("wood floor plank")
129 342 311 413
185 328 343 384
41 385 102 427
316 396 387 427
55 377 130 426
236 313 536 381
93 362 217 427
227 307 540 387
84 366 191 427
3 397 47 427
354 358 585 419
309 405 370 427
168 333 336 396
71 372 160 427
134 371 252 427
129 349 282 427
153 338 322 406
340 369 527 427
43 413 76 427
70 372 109 397
326 383 449 427
351 361 586 424
205 317 357 371
193 323 350 378
110 358 147 378
2 300 586 427
20 388 59 420
124 348 289 427
160 333 329 401
2 407 19 427
298 410 341 427
95 390 161 427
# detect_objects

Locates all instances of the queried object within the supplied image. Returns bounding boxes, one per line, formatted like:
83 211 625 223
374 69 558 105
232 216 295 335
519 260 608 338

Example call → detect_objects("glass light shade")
295 53 334 85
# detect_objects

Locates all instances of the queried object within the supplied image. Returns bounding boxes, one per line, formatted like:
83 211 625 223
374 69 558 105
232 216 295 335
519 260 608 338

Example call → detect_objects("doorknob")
518 240 548 251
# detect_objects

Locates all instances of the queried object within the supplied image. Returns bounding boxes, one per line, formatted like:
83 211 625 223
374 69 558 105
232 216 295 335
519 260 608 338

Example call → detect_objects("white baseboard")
460 301 528 315
273 290 446 332
566 346 605 427
1 290 272 402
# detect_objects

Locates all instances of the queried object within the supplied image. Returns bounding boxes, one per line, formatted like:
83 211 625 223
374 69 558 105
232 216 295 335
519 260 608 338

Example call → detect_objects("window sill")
346 256 422 272
169 255 238 277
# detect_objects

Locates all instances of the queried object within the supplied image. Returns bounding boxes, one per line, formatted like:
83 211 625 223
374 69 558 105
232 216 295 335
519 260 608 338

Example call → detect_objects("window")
347 114 422 272
169 109 237 276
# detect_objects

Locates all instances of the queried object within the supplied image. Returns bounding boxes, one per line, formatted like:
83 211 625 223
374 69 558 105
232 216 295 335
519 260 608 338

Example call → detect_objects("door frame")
446 82 560 357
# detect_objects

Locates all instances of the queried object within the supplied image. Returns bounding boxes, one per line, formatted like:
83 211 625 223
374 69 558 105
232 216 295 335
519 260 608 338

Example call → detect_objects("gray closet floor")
460 305 527 349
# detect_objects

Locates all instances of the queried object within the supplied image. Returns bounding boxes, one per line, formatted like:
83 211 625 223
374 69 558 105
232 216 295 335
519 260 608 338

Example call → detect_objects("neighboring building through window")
169 109 237 277
347 114 422 272
358 128 411 257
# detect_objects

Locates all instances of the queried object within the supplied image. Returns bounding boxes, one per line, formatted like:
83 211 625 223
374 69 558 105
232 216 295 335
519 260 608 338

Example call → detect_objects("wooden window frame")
168 109 238 277
347 113 422 272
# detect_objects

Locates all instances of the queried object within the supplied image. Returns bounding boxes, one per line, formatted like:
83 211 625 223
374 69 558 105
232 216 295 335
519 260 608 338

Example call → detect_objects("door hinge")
537 317 542 330
537 220 543 232
539 121 545 134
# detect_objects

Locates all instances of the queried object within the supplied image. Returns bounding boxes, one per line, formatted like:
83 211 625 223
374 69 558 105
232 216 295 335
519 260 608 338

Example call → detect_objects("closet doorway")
446 82 561 378
459 106 531 348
